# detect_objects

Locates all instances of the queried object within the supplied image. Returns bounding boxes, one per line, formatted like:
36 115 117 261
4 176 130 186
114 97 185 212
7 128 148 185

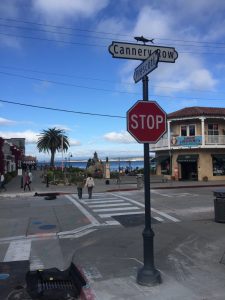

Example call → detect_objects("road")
0 187 224 299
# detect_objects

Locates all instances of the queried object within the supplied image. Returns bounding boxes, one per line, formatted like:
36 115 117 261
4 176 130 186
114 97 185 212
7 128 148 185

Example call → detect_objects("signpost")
133 50 160 83
108 41 178 63
109 37 177 287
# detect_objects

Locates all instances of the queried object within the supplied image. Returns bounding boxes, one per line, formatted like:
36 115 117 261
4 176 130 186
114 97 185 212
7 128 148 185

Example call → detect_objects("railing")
205 135 225 145
150 135 225 150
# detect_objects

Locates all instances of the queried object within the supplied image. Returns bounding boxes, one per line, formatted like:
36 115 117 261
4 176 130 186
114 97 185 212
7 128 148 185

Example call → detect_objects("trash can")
105 179 110 185
213 189 225 223
136 174 143 189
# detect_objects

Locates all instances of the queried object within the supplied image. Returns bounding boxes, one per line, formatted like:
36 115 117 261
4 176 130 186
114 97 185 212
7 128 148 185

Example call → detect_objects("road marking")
84 199 124 204
93 206 139 212
154 216 164 222
99 211 145 218
85 197 118 201
151 190 172 197
151 208 180 222
3 240 31 262
66 195 100 226
105 220 121 225
89 203 131 208
110 193 180 222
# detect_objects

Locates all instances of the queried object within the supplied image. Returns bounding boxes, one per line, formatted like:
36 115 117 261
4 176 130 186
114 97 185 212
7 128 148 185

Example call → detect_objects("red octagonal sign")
127 100 167 143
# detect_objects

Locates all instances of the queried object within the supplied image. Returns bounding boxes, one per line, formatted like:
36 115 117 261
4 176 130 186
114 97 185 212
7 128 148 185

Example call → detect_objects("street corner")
0 260 30 300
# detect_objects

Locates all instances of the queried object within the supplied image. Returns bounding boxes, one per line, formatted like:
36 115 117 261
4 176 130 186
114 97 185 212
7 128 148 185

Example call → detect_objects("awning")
177 154 199 163
212 154 225 162
155 155 170 163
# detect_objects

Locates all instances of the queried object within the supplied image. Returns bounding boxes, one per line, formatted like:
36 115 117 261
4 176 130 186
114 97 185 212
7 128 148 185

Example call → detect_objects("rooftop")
168 106 225 119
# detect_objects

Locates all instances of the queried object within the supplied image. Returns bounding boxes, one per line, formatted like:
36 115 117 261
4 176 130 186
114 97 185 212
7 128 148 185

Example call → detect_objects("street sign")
133 50 160 83
127 100 167 143
108 41 178 63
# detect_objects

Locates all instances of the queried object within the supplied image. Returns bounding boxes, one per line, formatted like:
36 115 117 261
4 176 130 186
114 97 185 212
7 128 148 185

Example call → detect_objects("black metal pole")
137 75 161 286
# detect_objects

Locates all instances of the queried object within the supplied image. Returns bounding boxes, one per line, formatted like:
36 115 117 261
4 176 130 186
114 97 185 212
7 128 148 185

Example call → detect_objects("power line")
0 22 129 43
1 30 225 55
0 98 126 119
3 18 225 46
0 71 140 95
0 64 222 94
0 32 106 47
2 17 225 47
1 70 225 101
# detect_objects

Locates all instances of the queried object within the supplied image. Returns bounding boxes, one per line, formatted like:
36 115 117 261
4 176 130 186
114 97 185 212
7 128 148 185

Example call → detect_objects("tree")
37 128 70 167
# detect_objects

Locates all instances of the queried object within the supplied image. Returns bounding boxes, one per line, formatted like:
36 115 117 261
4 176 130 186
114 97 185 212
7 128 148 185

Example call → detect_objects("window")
181 125 187 136
208 124 218 135
208 124 219 143
212 155 225 176
189 125 195 136
180 124 195 136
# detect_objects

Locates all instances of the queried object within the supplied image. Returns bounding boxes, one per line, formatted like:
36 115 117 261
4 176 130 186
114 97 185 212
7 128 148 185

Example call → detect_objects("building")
0 138 25 173
151 106 225 181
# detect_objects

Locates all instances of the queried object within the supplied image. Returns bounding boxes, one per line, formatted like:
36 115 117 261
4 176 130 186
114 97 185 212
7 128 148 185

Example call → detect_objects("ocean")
38 160 144 171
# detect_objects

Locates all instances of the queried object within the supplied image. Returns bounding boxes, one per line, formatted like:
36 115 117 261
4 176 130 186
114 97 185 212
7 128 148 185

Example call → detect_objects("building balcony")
150 135 225 151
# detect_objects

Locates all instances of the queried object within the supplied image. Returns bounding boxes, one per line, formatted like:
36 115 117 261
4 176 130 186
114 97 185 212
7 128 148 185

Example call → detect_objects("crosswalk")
0 192 180 269
68 192 180 225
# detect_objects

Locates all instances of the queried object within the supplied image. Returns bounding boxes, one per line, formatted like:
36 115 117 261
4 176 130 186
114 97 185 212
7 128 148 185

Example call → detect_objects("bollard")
136 174 143 189
213 189 225 223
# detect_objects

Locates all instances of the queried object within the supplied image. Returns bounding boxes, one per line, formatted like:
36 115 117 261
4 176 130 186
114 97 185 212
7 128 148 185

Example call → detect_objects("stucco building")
151 106 225 181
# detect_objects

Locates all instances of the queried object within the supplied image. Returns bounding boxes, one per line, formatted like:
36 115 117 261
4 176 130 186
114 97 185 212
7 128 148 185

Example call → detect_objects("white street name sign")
108 41 178 63
133 50 160 83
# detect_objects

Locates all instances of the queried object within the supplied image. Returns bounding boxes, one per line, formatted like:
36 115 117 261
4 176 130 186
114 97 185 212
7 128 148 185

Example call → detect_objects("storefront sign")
171 136 202 146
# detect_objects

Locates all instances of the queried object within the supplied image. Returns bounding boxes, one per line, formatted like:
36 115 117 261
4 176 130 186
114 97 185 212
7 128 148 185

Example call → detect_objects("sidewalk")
1 170 225 197
1 170 225 299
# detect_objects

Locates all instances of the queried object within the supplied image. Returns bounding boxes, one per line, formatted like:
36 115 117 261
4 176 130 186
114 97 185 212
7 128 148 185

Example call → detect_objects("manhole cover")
112 214 159 227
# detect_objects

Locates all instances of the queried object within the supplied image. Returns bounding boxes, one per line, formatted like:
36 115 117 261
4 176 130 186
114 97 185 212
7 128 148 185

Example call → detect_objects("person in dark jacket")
23 172 31 191
76 175 85 199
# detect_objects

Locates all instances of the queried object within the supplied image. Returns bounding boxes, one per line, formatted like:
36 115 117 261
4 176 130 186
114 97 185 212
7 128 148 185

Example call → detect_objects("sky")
0 0 225 162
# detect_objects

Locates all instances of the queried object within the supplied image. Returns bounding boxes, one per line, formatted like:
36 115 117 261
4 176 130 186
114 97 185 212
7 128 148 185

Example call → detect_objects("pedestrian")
0 173 6 192
23 172 31 191
85 174 95 199
28 170 33 184
76 174 85 199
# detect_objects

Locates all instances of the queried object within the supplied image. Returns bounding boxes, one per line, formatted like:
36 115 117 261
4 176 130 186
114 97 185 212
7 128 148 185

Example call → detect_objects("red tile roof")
168 106 225 119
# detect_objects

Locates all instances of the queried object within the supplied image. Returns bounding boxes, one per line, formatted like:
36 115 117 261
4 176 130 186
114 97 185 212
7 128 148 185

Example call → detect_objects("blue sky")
0 0 225 162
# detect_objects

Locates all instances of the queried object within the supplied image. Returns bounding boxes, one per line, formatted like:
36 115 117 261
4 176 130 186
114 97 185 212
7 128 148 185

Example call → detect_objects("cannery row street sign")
133 50 160 83
108 41 178 63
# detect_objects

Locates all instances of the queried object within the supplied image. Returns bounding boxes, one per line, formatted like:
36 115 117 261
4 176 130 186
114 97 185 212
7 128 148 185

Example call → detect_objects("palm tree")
37 128 70 167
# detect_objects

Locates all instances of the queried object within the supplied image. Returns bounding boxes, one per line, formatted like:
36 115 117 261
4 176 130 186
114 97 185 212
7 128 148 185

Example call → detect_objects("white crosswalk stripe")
70 193 180 225
70 193 144 225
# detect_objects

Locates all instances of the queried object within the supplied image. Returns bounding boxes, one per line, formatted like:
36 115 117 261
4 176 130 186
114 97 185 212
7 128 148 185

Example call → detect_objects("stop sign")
127 100 167 143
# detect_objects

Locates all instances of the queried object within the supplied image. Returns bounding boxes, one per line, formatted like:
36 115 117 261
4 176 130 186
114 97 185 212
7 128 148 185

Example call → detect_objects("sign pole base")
137 228 161 286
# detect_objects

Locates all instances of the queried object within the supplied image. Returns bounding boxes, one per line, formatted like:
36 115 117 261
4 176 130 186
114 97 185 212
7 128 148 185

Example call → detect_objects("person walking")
85 174 95 199
28 170 33 184
23 172 31 191
76 174 85 199
0 173 6 192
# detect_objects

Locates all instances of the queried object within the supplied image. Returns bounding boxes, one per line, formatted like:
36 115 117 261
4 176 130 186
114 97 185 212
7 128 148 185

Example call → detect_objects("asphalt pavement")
0 170 225 299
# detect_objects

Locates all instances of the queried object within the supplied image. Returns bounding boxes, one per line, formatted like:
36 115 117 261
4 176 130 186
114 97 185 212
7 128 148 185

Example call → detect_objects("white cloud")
0 117 16 126
0 130 38 144
115 5 217 97
69 138 81 146
32 0 109 24
104 131 136 144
